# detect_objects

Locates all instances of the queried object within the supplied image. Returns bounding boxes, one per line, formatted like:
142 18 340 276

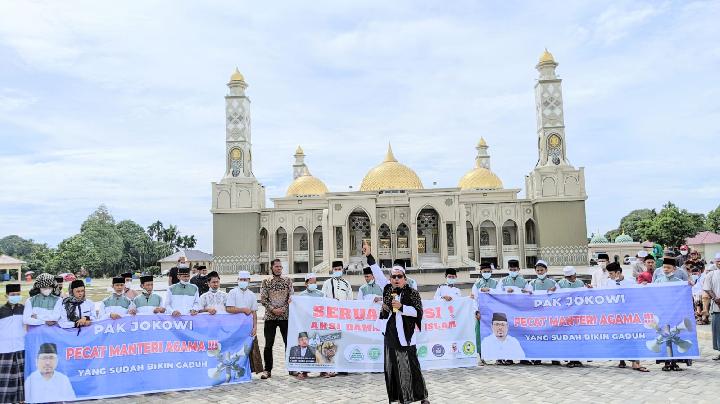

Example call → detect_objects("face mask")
332 271 342 278
40 288 52 296
691 274 699 282
8 295 22 305
179 280 190 285
238 281 249 289
307 284 318 291
537 274 547 280
481 272 492 280
666 272 675 279
599 262 607 269
509 271 519 278
210 287 219 293
447 278 457 285
125 281 132 288
680 251 688 256
367 280 374 286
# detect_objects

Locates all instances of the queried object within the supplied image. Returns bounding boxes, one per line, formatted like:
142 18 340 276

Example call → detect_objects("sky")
0 0 719 253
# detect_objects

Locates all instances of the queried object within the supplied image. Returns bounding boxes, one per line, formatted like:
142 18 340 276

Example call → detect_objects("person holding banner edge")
557 266 586 368
59 280 96 330
471 262 497 366
101 276 135 320
259 259 293 380
131 275 165 315
199 271 228 315
0 283 25 403
364 243 429 404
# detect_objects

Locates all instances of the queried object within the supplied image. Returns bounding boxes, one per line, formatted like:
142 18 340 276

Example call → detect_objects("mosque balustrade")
479 246 497 257
259 252 270 261
313 250 324 258
525 244 538 255
502 245 520 254
294 251 309 262
275 251 289 260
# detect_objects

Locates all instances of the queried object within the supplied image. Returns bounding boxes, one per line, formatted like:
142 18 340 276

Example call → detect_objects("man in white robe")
480 312 526 360
25 343 76 403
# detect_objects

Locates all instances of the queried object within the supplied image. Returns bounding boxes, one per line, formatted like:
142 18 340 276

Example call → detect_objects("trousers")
263 319 288 372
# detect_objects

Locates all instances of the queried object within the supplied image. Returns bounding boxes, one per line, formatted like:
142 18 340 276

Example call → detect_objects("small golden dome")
230 67 245 82
458 164 503 190
539 48 555 64
359 144 423 191
477 137 487 147
295 145 304 155
286 167 328 196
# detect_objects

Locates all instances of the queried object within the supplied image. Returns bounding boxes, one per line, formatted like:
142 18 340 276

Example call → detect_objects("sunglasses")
390 275 405 279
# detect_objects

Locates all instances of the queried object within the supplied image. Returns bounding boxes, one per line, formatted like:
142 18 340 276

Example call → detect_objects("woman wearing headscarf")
23 273 62 326
60 280 96 330
364 243 429 404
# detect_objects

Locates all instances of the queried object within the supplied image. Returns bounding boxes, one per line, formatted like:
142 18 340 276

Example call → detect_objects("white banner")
286 296 478 372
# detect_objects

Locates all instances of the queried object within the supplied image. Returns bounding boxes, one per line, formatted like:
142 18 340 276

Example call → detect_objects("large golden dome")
458 163 503 190
359 144 423 191
286 167 328 196
538 48 556 64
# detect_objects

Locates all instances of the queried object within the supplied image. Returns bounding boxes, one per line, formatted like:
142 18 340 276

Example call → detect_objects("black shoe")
260 371 271 379
519 360 531 365
551 361 561 366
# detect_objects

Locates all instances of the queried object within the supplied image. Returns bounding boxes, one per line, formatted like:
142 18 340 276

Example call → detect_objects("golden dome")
359 144 423 191
458 164 503 190
539 48 555 64
295 145 304 155
230 67 245 82
286 167 328 196
477 137 487 147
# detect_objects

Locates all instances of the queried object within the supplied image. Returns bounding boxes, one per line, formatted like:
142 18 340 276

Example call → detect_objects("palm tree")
147 221 164 241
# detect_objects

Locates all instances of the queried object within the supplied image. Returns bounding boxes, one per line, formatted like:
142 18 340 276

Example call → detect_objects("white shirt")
602 277 635 289
200 289 229 314
591 267 609 288
480 334 526 360
703 270 720 313
59 299 97 328
433 284 462 300
23 295 62 325
691 274 705 297
0 305 25 353
25 370 76 403
226 287 258 311
322 277 353 300
368 263 419 346
163 283 201 315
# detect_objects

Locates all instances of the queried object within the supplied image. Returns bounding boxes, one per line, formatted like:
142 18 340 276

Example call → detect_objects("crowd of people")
2 246 720 403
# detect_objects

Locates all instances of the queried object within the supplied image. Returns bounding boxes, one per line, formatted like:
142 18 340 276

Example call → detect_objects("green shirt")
103 294 132 309
653 275 682 283
500 275 527 289
557 279 585 288
359 282 383 298
474 278 498 290
530 278 557 291
299 288 324 297
30 294 60 310
133 293 163 308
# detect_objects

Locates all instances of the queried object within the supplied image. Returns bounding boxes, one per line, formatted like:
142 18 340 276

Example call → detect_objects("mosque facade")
211 50 588 274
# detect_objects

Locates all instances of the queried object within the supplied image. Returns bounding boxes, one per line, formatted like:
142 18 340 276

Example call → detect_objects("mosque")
210 50 588 274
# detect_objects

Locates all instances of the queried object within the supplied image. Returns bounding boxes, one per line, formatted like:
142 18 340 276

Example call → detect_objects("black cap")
198 265 207 270
207 271 220 280
298 331 309 339
121 272 132 279
480 262 492 270
38 342 57 355
663 257 677 266
597 253 610 261
178 266 191 275
445 268 457 276
491 312 508 322
392 259 406 268
332 260 343 268
507 259 520 269
140 275 153 284
5 284 20 293
644 254 656 262
54 276 64 283
69 280 84 290
606 262 622 272
112 276 125 284
363 267 373 275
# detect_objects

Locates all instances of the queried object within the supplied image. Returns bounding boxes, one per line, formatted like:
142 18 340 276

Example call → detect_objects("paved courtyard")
97 322 720 404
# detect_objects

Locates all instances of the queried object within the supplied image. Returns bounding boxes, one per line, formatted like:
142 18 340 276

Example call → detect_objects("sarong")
0 350 24 403
384 345 427 404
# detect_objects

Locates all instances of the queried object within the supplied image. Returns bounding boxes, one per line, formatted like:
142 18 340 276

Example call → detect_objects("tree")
706 205 720 233
641 202 697 248
618 209 656 241
117 220 152 271
0 235 36 257
147 221 164 241
176 235 197 249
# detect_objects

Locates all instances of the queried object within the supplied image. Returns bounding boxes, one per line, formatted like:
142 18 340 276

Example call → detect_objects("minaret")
475 137 491 169
211 68 265 271
525 50 587 266
534 49 570 167
293 145 306 179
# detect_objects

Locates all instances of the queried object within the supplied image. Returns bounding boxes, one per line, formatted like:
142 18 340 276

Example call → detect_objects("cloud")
0 0 719 252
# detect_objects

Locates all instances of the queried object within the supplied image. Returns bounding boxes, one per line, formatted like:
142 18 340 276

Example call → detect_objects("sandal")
661 365 671 371
632 366 650 372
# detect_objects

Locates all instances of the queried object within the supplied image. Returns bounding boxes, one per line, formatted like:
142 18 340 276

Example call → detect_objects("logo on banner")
432 344 445 357
462 341 476 355
451 342 458 353
368 347 381 361
417 345 428 359
345 345 365 362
